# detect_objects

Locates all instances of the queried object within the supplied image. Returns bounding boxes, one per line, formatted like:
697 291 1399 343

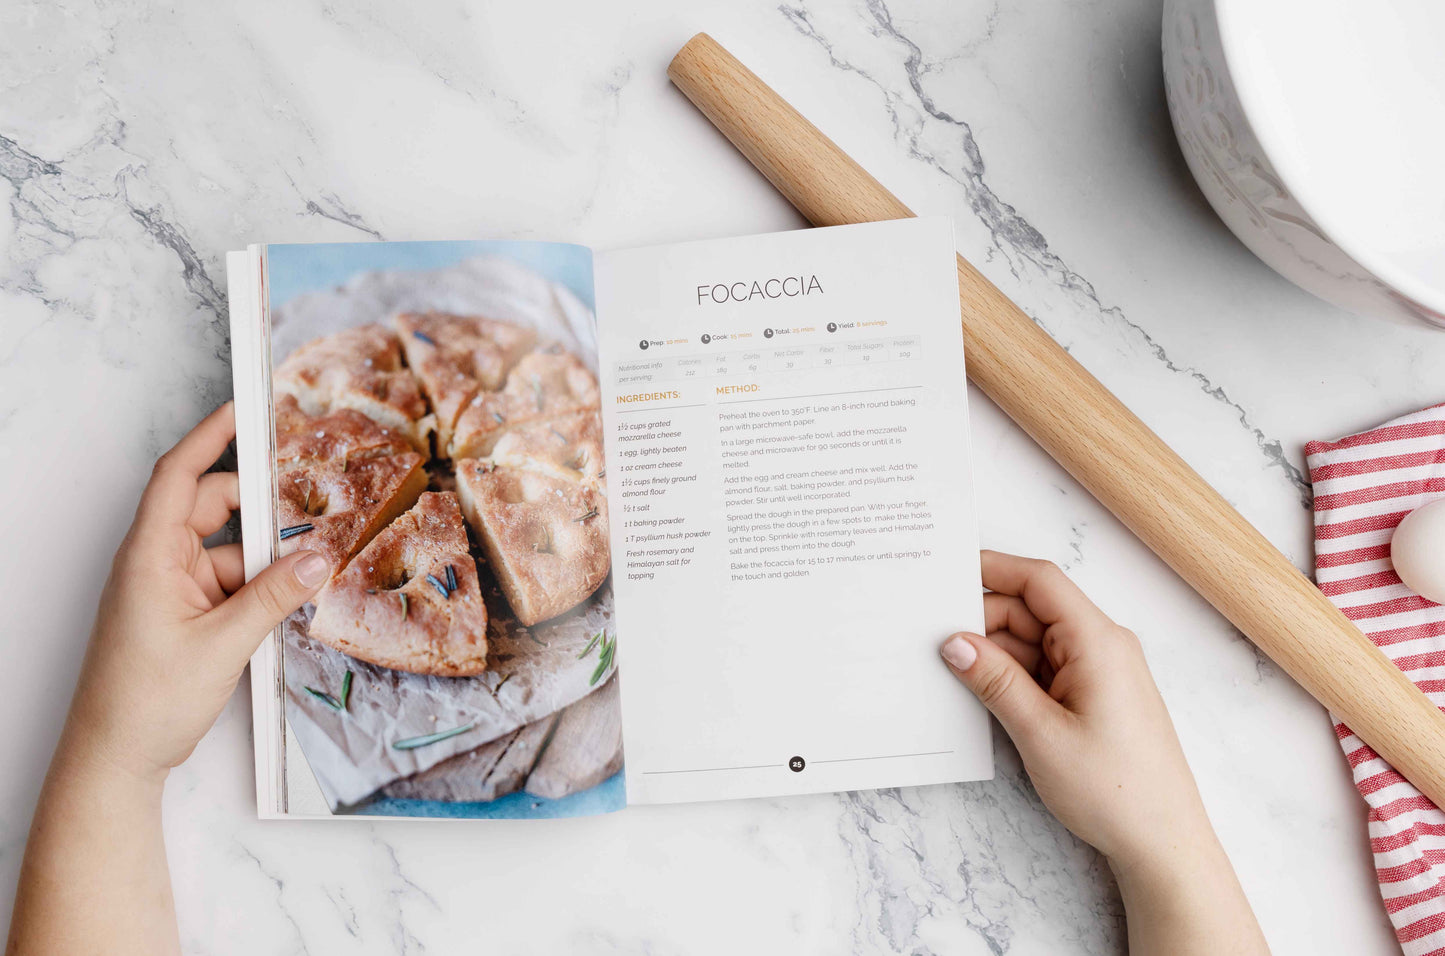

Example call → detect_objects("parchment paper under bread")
271 254 614 810
283 586 612 808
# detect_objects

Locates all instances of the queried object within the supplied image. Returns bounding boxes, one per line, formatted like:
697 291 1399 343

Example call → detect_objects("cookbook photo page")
261 240 622 819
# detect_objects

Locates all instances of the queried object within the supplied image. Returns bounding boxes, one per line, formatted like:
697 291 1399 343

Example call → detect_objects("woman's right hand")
940 550 1205 864
941 551 1268 955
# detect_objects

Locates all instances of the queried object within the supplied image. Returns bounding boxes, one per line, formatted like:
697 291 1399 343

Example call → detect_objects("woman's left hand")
66 402 330 782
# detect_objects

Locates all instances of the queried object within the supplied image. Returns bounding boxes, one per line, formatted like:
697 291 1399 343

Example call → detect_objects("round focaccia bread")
308 492 489 677
393 312 537 454
449 350 601 460
275 323 435 453
277 313 609 669
454 460 610 627
274 395 427 572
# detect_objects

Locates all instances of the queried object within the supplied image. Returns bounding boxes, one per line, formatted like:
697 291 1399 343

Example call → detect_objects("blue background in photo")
352 770 625 819
265 239 595 314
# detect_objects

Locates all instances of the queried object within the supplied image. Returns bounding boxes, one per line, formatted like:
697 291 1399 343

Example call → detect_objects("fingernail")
941 634 978 671
294 552 330 587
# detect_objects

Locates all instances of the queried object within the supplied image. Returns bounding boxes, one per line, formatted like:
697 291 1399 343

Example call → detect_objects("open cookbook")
226 217 991 819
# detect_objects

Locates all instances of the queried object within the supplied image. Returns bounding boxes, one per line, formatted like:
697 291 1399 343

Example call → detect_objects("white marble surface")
1 0 1438 952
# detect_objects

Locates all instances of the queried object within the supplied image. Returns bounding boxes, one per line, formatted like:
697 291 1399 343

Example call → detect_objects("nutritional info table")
613 335 922 386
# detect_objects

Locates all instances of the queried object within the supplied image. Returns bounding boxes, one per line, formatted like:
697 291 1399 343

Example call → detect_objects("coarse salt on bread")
393 312 536 454
309 491 489 677
273 395 427 573
275 324 435 453
449 350 600 460
454 460 609 627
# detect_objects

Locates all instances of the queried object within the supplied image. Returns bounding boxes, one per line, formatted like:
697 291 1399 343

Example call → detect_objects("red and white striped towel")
1307 402 1445 955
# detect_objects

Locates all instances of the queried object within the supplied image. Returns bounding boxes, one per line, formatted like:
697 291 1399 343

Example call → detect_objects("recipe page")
594 218 991 804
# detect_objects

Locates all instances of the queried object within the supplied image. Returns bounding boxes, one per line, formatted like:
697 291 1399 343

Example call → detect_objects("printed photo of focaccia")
274 315 607 676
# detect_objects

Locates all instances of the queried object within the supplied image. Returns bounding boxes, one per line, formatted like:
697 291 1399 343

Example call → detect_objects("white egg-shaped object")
1391 498 1445 604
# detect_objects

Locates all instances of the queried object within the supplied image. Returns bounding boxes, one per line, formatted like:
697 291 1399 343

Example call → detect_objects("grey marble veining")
1 0 1436 952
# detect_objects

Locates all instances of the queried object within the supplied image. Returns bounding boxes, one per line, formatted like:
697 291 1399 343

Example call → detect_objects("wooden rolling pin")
668 32 1445 805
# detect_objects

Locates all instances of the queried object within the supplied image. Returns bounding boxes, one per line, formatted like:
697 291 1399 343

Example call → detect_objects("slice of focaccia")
454 460 610 626
392 312 537 455
484 410 606 491
275 324 435 453
308 492 489 676
273 395 427 572
450 350 600 459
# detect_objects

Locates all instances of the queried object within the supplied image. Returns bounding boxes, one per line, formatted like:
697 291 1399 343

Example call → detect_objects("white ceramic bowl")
1163 0 1445 328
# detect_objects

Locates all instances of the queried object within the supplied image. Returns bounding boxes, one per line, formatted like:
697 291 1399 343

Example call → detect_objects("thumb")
941 632 1058 739
205 550 330 658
